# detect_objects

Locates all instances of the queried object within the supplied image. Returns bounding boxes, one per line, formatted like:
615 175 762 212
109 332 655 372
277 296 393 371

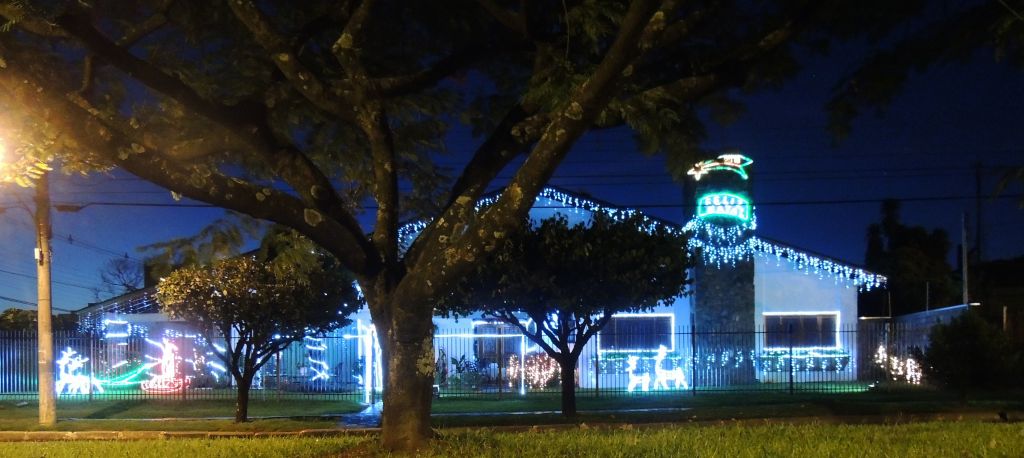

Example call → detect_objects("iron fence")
432 321 931 398
0 321 933 402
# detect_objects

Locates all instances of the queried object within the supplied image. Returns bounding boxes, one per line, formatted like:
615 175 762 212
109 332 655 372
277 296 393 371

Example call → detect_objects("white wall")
753 255 859 382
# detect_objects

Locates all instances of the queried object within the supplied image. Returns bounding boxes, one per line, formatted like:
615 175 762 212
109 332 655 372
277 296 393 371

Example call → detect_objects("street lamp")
0 143 56 426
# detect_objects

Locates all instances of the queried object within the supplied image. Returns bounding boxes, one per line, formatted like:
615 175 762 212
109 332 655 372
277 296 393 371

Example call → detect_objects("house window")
598 314 673 352
473 322 521 365
763 313 838 348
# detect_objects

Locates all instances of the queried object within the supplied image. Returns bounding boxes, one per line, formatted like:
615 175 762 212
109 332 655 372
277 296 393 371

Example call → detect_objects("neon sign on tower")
697 193 751 221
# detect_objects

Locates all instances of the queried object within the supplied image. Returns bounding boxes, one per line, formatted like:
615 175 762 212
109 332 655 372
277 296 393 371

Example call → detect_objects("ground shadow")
82 401 137 419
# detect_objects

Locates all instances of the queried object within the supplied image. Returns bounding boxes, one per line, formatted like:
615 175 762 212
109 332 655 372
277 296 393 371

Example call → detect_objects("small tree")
156 237 360 422
922 311 1021 396
98 257 143 298
446 213 688 415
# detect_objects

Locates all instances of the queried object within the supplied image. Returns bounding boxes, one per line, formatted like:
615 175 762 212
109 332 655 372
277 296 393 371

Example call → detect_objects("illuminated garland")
398 187 681 248
756 348 851 373
396 184 886 292
873 345 922 385
506 353 559 389
685 215 885 290
305 336 331 382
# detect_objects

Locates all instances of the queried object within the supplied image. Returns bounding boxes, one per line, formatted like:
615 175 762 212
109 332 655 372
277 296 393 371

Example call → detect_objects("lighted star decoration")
687 153 754 181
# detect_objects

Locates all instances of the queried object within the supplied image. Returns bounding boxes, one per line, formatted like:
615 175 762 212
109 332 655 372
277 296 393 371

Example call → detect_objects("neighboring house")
75 153 887 395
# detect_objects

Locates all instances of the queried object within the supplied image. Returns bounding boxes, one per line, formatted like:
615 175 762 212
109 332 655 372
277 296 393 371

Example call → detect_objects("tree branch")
0 2 68 37
0 65 376 276
474 0 528 38
401 0 662 300
228 0 353 118
54 12 269 142
375 40 527 97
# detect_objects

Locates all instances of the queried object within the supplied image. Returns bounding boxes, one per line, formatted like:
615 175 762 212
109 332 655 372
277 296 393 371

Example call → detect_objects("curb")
0 428 380 442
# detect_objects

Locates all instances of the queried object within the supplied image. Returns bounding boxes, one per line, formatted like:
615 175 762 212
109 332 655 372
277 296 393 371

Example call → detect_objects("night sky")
0 44 1021 315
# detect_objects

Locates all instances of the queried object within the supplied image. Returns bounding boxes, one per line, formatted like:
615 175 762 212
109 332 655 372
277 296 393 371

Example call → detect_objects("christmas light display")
304 336 331 382
686 154 753 181
625 356 650 392
55 348 103 395
506 352 559 390
652 345 688 389
873 345 922 385
756 348 851 373
102 318 133 338
140 339 187 393
697 193 752 221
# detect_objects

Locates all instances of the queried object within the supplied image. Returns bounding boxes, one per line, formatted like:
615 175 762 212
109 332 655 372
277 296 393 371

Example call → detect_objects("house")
75 153 886 396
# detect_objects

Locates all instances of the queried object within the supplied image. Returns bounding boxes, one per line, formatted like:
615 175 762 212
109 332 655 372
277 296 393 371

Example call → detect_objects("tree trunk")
559 358 578 417
234 374 252 423
379 307 436 452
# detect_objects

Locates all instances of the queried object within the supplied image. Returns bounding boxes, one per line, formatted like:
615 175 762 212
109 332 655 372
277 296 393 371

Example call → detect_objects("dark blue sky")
0 44 1021 314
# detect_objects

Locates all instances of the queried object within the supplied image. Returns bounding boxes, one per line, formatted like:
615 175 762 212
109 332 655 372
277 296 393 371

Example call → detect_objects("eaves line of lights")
399 187 886 291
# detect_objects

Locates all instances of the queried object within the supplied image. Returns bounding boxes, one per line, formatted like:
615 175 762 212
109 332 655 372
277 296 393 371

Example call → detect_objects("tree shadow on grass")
83 401 137 419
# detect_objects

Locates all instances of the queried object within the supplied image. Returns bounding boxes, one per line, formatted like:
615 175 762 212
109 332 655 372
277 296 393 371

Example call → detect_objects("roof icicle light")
397 186 885 291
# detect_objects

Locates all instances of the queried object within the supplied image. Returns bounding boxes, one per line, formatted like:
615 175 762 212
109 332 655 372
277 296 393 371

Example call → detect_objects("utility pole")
961 213 969 306
35 170 55 426
974 161 983 262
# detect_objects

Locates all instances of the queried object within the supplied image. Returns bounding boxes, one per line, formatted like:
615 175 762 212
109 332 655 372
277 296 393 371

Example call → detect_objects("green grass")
431 389 1024 428
1 421 1021 457
0 399 361 431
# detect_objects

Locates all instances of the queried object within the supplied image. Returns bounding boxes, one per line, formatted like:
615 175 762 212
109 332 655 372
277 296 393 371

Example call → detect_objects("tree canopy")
0 0 932 449
156 231 361 422
862 199 958 316
444 212 689 415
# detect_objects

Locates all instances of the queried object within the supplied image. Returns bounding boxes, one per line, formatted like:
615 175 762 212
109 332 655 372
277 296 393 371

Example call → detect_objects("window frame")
762 311 840 350
597 313 675 353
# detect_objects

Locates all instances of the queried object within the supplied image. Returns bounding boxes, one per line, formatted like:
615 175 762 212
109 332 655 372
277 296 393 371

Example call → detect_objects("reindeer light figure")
625 355 650 392
652 345 688 390
55 348 103 395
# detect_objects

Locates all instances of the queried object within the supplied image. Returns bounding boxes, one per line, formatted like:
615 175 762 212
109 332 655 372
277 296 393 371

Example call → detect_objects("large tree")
0 0 925 450
156 232 360 422
862 199 958 316
828 0 1024 200
444 213 689 416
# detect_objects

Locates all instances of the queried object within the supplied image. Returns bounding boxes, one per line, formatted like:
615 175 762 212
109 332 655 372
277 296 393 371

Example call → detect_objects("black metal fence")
0 321 934 402
433 321 933 397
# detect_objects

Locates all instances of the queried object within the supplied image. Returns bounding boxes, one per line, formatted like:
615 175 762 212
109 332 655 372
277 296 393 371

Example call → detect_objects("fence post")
88 332 95 402
498 328 504 400
276 352 283 401
594 343 600 399
788 324 794 395
690 327 697 397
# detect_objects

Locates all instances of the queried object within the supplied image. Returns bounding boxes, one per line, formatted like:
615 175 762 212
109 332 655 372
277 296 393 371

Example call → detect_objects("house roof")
87 185 886 314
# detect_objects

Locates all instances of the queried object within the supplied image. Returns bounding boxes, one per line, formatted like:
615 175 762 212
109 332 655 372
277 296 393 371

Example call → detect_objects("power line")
0 294 75 313
52 231 143 262
0 268 96 292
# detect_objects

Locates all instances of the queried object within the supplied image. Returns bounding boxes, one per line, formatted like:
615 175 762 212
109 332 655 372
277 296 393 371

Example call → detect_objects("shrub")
922 311 1022 393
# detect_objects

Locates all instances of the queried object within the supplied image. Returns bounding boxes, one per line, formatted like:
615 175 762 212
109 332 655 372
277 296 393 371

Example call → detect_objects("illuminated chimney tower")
685 151 756 385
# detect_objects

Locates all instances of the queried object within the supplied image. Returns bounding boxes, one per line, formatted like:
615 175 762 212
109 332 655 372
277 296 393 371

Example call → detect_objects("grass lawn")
431 388 1024 428
0 421 1021 457
0 399 362 431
